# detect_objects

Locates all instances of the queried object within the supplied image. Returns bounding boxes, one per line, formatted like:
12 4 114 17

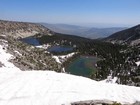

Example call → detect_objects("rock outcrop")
0 20 54 38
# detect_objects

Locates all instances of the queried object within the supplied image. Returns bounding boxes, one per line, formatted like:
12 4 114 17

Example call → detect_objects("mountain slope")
85 27 127 38
0 34 62 71
0 20 53 38
41 23 89 37
105 25 140 45
0 43 20 71
0 36 140 105
41 23 126 39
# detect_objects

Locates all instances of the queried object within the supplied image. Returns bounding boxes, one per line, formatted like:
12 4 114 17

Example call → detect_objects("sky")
0 0 140 27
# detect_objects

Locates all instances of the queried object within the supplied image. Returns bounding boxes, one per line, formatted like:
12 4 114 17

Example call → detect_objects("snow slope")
0 44 20 71
0 70 140 105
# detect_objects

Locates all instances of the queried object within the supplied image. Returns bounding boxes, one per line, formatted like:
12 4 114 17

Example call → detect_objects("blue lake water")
66 56 99 77
48 46 73 53
21 37 40 46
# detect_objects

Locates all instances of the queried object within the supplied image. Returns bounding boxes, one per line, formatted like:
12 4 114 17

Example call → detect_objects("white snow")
14 50 22 56
0 34 6 37
36 44 51 49
52 52 76 64
135 61 140 66
0 39 8 43
0 45 20 71
52 56 61 63
0 70 140 105
58 52 75 59
100 76 118 84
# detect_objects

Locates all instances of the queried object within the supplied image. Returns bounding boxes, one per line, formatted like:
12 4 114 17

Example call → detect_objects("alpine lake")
66 55 99 78
49 46 99 78
21 37 99 78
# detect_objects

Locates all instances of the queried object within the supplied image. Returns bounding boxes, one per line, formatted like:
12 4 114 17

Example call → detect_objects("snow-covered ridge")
0 20 53 38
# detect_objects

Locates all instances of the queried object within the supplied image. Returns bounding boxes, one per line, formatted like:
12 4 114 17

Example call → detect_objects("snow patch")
0 34 6 37
52 56 61 64
14 50 22 56
36 44 51 49
135 61 140 66
0 44 20 71
52 52 76 64
100 76 118 84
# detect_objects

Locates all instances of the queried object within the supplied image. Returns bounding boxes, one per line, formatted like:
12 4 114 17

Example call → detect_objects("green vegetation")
111 102 121 105
37 33 140 86
37 33 124 76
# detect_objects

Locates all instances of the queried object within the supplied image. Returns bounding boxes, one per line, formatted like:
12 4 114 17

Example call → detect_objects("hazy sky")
0 0 140 27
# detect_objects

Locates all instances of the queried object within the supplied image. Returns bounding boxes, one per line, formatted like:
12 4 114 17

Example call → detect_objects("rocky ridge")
0 20 54 38
0 35 61 71
0 20 61 71
105 25 140 46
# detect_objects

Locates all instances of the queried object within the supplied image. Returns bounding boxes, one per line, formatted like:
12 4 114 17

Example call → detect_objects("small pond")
66 56 99 77
21 37 40 46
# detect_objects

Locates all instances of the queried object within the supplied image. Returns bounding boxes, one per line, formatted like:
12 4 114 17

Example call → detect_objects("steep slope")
0 20 53 38
0 20 62 71
105 25 140 45
0 40 20 71
0 34 62 71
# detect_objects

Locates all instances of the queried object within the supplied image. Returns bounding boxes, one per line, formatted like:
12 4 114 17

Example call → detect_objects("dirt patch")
0 61 4 67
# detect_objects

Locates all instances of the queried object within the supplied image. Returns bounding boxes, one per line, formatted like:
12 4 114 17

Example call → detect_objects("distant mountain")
41 23 89 37
41 23 126 39
105 24 140 45
84 27 127 39
0 20 53 38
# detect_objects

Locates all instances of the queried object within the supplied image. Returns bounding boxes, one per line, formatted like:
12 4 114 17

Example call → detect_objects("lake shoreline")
65 55 100 78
